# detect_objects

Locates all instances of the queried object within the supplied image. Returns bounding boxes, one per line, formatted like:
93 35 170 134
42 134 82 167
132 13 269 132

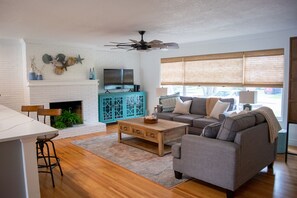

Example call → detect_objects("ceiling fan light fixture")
104 31 179 52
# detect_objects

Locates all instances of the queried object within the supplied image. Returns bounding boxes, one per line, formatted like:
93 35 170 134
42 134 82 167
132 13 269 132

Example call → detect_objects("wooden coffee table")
117 118 189 156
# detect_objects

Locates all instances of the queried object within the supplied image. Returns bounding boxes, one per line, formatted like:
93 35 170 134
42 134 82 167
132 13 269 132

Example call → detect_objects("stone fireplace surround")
26 80 106 138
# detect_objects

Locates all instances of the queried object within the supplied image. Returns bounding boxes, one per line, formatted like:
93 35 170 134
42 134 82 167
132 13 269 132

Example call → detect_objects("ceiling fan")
104 31 179 51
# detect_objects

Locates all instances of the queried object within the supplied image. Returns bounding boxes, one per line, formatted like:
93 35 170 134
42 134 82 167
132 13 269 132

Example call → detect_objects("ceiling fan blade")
104 44 118 47
163 42 179 49
129 39 140 44
148 40 163 44
104 44 132 47
149 43 163 49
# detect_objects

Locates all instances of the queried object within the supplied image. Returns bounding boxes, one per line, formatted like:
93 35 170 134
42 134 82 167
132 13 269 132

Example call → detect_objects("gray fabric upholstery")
193 117 219 128
233 123 277 188
188 127 203 135
180 96 193 102
219 111 236 121
172 143 181 159
173 114 204 126
216 113 256 142
201 122 221 138
172 114 277 192
156 97 234 134
155 112 181 120
248 111 266 124
190 97 207 115
178 135 240 190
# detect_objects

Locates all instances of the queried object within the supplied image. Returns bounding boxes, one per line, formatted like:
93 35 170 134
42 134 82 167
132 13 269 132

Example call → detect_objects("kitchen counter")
0 105 58 198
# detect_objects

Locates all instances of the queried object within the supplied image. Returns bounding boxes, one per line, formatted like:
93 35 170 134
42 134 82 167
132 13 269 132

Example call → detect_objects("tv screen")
104 69 134 90
123 69 134 85
104 69 122 85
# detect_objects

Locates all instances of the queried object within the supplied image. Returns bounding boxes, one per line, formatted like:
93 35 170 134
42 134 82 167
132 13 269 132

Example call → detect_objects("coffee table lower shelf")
120 137 173 156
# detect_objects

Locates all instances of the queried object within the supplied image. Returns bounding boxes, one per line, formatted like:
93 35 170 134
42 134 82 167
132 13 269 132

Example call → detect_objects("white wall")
140 29 297 145
0 39 25 111
95 50 140 93
25 42 96 81
0 39 142 113
24 42 141 92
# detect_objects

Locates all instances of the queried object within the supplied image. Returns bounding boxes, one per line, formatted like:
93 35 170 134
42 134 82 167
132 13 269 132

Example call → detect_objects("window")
161 49 284 118
164 85 282 118
161 49 284 87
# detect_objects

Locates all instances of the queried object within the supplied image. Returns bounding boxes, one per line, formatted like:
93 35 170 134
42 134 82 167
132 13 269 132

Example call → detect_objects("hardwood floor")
39 124 297 198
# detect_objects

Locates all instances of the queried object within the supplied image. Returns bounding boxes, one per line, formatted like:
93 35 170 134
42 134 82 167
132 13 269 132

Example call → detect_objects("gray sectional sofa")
172 112 277 198
156 96 235 135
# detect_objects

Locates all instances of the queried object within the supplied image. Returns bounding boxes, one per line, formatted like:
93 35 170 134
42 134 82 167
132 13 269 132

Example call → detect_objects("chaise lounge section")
172 111 277 198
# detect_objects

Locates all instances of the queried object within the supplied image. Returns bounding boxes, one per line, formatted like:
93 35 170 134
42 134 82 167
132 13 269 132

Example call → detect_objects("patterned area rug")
72 133 188 188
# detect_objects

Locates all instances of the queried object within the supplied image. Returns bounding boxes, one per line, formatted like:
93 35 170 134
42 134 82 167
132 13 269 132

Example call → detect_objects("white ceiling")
0 0 297 48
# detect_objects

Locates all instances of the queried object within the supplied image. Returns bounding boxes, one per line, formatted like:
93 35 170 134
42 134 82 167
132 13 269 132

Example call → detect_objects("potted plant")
53 109 82 129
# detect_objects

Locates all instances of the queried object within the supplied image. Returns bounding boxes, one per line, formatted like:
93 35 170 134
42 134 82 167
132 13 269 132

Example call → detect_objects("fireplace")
26 80 106 138
49 100 83 126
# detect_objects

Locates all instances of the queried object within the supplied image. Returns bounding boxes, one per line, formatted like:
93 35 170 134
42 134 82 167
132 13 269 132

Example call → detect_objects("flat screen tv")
104 69 134 90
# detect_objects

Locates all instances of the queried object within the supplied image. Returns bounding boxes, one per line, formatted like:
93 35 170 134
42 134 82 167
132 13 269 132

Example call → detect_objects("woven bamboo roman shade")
161 49 284 87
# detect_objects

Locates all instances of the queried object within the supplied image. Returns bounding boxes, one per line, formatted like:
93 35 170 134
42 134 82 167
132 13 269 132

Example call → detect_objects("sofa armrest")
179 135 240 190
218 111 237 122
156 105 163 113
172 143 181 159
234 123 276 186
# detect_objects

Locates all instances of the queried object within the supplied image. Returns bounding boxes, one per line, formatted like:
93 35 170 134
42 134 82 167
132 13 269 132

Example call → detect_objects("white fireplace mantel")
25 79 105 138
27 80 98 87
26 79 100 125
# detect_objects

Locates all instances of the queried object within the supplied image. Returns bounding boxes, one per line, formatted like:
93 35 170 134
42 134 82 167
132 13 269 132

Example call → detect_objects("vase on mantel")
28 71 36 80
36 73 43 80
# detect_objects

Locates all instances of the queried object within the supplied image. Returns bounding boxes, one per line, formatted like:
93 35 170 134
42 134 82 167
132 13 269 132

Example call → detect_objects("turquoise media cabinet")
98 92 146 123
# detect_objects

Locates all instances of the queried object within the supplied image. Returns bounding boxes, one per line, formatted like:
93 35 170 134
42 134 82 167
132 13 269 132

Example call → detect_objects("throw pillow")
172 98 192 114
201 122 222 139
210 100 230 119
159 93 180 112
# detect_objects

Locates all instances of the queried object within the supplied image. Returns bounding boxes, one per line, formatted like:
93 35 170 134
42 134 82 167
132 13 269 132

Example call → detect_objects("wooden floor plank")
39 124 297 198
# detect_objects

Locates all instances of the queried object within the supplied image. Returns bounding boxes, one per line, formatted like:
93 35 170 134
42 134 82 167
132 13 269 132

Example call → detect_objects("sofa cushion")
210 100 230 119
188 126 203 135
190 97 207 115
201 122 222 139
220 98 235 111
248 111 266 124
159 93 180 112
156 112 181 120
193 117 219 129
217 113 256 142
173 114 204 126
180 96 193 102
173 98 192 114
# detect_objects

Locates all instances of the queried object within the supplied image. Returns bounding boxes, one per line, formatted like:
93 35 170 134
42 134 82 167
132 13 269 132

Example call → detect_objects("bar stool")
36 108 63 187
21 105 44 118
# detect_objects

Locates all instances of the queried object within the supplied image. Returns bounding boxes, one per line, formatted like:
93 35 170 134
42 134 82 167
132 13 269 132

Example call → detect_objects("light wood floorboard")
39 124 297 198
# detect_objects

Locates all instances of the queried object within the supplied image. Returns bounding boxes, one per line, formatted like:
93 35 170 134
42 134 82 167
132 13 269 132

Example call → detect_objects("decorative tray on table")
144 116 158 124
